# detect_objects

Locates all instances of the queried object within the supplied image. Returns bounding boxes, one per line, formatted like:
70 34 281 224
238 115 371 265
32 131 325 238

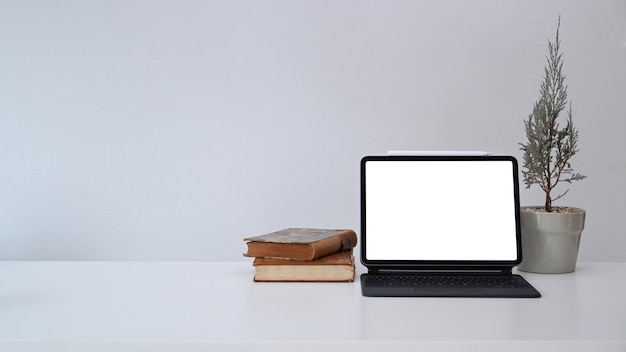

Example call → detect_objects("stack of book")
243 228 358 282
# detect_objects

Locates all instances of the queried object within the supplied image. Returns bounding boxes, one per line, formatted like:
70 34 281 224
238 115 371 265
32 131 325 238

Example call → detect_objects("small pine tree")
519 17 586 212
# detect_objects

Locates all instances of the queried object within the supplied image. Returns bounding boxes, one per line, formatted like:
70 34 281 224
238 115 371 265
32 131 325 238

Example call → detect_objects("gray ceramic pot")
517 207 586 274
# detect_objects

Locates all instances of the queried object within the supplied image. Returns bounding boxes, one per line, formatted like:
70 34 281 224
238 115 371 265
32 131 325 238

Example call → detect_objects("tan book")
253 250 355 282
243 228 357 261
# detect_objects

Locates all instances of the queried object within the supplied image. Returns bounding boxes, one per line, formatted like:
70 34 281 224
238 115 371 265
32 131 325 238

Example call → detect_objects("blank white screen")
364 160 518 261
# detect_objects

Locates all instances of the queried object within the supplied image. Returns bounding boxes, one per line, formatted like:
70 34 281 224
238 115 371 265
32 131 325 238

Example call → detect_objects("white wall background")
0 0 624 261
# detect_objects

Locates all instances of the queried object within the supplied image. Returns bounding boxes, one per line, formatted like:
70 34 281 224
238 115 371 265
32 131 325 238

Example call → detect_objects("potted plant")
517 17 587 274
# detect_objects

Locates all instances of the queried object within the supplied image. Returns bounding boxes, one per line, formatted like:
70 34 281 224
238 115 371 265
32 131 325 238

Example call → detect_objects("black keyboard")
365 274 530 288
361 273 541 298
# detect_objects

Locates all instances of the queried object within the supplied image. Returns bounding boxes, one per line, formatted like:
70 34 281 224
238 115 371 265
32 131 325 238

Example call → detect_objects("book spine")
308 230 358 260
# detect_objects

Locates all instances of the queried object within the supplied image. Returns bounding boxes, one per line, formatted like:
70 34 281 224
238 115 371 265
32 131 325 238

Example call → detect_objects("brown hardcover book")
243 228 358 261
253 250 355 282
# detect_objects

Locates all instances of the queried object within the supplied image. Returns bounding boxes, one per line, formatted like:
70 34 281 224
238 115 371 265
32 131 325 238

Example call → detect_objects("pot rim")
520 206 585 214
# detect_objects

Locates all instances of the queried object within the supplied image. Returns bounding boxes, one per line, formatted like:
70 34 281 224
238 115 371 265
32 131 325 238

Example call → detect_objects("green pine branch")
519 16 586 212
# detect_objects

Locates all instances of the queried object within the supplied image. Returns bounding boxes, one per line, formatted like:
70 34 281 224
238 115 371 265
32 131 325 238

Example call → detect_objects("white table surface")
0 261 624 352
